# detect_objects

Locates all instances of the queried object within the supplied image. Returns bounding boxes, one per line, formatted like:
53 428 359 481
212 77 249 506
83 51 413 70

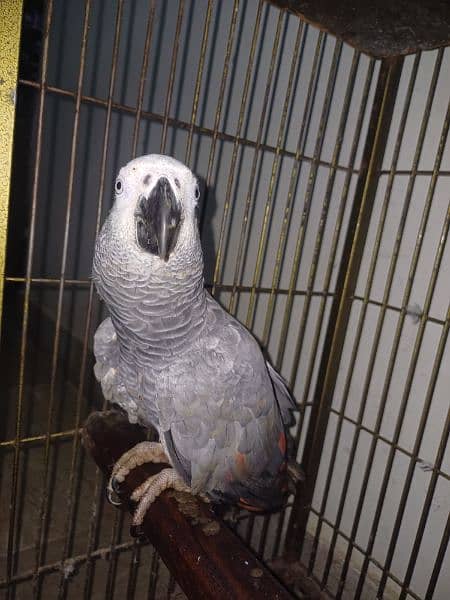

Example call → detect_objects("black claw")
130 524 147 541
106 486 122 507
111 477 122 495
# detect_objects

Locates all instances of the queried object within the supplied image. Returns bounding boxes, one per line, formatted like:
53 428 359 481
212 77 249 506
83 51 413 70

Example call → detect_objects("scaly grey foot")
131 467 191 526
106 441 168 506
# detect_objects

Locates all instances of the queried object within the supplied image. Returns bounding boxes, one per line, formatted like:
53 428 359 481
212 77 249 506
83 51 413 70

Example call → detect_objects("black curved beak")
135 177 182 261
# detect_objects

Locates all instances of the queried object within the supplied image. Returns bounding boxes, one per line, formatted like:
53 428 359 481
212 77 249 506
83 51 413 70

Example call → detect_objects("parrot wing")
157 298 290 511
266 361 297 428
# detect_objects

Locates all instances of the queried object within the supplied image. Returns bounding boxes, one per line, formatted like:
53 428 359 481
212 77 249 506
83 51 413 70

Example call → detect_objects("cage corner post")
0 0 24 344
283 54 405 561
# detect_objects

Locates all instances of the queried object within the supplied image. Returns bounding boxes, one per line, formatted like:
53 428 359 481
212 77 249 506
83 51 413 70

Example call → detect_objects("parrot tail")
210 464 291 513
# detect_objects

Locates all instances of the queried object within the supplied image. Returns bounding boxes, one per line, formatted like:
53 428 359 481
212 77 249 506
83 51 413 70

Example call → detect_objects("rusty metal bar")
291 56 375 451
284 56 403 560
331 51 445 600
160 0 184 153
353 77 450 599
262 47 360 354
202 0 240 216
32 4 92 597
242 14 304 548
17 79 359 176
305 508 424 600
226 9 286 311
426 511 450 599
245 19 307 330
82 410 295 600
2 277 335 299
328 49 444 598
396 339 450 599
184 0 213 166
307 52 420 583
325 407 450 481
0 540 142 590
269 52 375 562
210 0 265 296
351 294 448 326
0 428 81 449
273 30 326 368
55 3 125 599
4 2 54 598
131 0 156 158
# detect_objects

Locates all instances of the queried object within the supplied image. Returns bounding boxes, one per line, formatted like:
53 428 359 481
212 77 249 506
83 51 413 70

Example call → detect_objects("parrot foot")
107 441 168 506
131 467 190 525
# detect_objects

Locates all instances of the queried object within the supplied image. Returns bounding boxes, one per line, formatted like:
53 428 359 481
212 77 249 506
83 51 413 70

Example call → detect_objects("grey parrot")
92 154 298 526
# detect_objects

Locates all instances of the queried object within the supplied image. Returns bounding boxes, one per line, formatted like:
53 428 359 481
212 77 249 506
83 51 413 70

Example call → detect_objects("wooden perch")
82 410 294 600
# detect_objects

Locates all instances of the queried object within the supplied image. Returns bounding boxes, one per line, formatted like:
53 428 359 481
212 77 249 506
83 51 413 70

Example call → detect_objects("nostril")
174 178 180 189
143 174 151 185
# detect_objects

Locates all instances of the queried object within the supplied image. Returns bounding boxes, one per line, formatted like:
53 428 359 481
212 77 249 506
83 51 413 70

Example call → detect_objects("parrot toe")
132 467 191 526
111 475 122 494
107 441 169 506
129 523 147 541
106 483 123 507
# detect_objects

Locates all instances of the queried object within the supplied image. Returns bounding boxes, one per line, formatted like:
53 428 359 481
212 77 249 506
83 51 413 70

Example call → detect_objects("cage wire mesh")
0 0 449 599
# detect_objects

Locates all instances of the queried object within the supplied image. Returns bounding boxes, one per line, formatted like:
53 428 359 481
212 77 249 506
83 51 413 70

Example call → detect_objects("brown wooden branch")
82 410 295 600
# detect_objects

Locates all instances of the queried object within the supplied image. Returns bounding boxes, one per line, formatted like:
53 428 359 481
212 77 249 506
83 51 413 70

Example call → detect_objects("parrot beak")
136 177 182 261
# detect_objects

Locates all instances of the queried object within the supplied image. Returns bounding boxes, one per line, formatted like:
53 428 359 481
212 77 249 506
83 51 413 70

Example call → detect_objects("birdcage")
1 0 449 598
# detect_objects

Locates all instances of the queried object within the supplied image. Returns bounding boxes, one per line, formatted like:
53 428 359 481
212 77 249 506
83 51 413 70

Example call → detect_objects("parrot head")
111 154 200 262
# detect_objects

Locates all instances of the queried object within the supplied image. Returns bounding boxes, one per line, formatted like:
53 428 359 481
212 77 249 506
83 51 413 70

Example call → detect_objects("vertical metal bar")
160 0 185 154
4 2 53 598
280 37 343 385
146 548 160 600
201 0 240 233
376 100 450 600
56 3 125 598
271 54 375 563
126 3 157 589
308 53 420 580
284 56 403 560
333 50 445 600
273 31 326 368
354 92 450 599
397 358 450 599
262 48 359 353
0 0 23 343
32 2 92 596
104 511 126 599
258 36 351 560
263 30 328 558
293 56 374 444
184 0 213 166
245 22 315 331
126 543 141 600
209 0 264 295
240 14 303 547
226 10 287 313
131 0 156 159
83 473 108 599
425 511 450 599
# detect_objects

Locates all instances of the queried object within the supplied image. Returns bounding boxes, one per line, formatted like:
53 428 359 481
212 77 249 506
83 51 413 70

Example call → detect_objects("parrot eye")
115 178 123 194
194 185 200 200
